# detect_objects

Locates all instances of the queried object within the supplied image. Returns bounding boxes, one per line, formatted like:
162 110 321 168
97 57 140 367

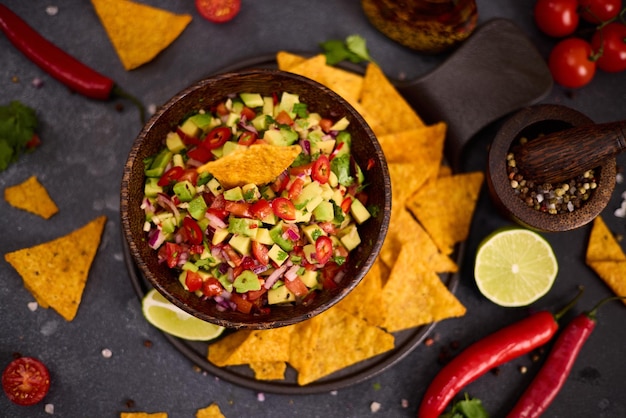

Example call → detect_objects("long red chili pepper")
506 295 626 418
0 4 145 122
417 290 583 418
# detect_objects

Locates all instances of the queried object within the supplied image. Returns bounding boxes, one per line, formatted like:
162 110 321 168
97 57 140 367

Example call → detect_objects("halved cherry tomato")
275 110 293 125
246 287 268 301
159 242 184 268
250 199 273 220
224 201 252 218
288 177 305 199
157 166 184 186
240 106 256 121
315 235 333 265
229 292 253 313
272 197 296 221
238 131 257 146
201 126 232 150
202 277 224 297
312 155 331 184
182 217 204 245
252 241 270 265
185 270 204 292
178 168 199 185
2 357 50 406
319 118 334 133
187 146 213 163
285 276 309 297
195 0 241 23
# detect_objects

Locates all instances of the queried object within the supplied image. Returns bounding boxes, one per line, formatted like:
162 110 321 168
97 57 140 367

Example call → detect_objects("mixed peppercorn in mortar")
140 91 373 315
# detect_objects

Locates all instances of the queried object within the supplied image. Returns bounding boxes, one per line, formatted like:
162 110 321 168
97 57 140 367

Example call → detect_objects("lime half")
474 228 558 307
141 289 225 341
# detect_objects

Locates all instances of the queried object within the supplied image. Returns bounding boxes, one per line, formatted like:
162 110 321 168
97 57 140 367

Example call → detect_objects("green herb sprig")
320 34 374 66
0 101 39 171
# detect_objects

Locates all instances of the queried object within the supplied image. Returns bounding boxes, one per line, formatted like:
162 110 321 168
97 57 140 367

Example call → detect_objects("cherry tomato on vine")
534 0 580 37
2 357 50 406
549 38 597 88
195 0 241 23
579 0 622 24
592 22 626 72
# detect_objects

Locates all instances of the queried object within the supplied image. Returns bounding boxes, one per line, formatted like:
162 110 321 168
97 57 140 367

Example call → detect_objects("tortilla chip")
249 361 287 381
121 414 167 418
288 318 322 373
196 403 226 418
276 51 307 70
377 123 447 166
91 0 192 70
197 144 301 189
334 260 386 327
4 176 58 219
293 308 395 385
360 63 424 135
4 216 107 321
207 327 292 367
587 261 626 305
586 216 626 263
382 245 466 332
407 172 484 255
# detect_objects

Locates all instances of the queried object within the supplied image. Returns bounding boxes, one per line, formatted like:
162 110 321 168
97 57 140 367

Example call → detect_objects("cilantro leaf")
0 101 39 171
320 34 374 66
441 394 490 418
346 34 373 63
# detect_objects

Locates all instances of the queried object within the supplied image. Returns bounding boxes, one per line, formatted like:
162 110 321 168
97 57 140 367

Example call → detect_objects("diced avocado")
228 217 260 239
159 214 177 234
207 177 224 196
144 148 173 177
312 138 336 155
223 186 244 201
268 244 289 266
313 200 334 222
259 185 276 200
172 153 184 168
188 113 213 131
212 227 230 245
229 234 252 256
269 223 294 252
173 180 196 202
268 283 296 304
293 182 322 209
182 261 199 272
331 188 344 206
231 100 244 114
305 195 324 213
188 195 208 220
239 93 264 108
277 92 300 116
233 270 261 293
225 112 240 127
166 131 186 153
339 223 361 251
329 116 350 131
328 171 339 188
280 127 299 144
299 269 319 289
262 96 274 116
263 128 298 146
320 183 334 200
261 212 277 225
302 244 316 264
307 112 322 127
302 224 326 245
179 118 200 138
334 131 351 156
144 177 163 198
252 114 270 132
254 228 274 246
293 209 312 223
350 197 371 224
242 183 260 202
222 140 245 156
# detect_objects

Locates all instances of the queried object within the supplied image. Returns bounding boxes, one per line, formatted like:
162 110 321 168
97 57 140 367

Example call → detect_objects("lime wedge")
474 228 558 307
141 289 225 341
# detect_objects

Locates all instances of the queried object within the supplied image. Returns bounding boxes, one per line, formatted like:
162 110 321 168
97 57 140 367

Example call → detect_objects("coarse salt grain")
101 348 112 358
28 302 38 311
45 403 54 414
370 401 381 413
401 399 409 408
45 6 58 16
330 390 338 396
257 392 265 402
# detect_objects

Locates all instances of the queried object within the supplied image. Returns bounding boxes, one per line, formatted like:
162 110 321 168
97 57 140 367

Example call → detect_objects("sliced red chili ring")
272 197 296 221
238 131 257 146
201 126 231 150
312 155 330 184
315 235 333 265
183 217 204 245
157 166 184 186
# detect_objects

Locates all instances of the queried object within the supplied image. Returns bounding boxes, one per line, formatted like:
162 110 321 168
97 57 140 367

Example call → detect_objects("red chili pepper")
507 295 626 418
0 4 145 121
418 290 583 418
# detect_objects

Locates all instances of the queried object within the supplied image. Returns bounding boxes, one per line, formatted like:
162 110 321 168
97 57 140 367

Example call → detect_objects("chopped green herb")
320 34 374 66
333 255 346 266
441 394 489 418
293 103 308 118
0 101 39 171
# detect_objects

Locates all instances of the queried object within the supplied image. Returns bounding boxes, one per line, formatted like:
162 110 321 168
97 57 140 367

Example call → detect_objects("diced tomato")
222 243 243 266
246 287 268 301
252 241 269 265
319 222 337 235
312 155 330 184
187 146 213 163
272 197 296 221
1 357 50 406
289 162 313 176
195 0 241 23
185 270 204 292
250 199 273 220
182 217 203 245
270 173 289 193
229 292 253 314
272 92 279 105
238 131 257 146
275 110 293 125
202 277 224 297
178 168 199 185
319 118 333 133
210 193 227 210
240 106 256 121
214 102 229 116
158 242 184 268
341 196 352 213
320 262 341 289
157 166 184 186
288 177 305 200
201 126 232 150
206 207 229 220
315 235 333 265
224 201 252 218
366 158 376 170
190 244 205 254
285 276 309 297
176 128 200 146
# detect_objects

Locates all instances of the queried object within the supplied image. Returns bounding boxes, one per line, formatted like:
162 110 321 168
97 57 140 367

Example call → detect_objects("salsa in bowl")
121 69 390 329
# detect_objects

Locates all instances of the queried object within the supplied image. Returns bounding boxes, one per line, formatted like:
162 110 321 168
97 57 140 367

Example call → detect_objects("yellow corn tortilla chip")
4 216 107 321
407 172 484 255
360 62 424 135
586 216 626 263
288 317 322 373
91 0 192 71
276 51 307 71
293 308 395 386
377 123 447 166
4 176 58 219
197 144 301 189
587 261 626 305
121 413 167 418
382 244 466 333
334 259 386 327
196 403 226 418
207 327 292 367
249 361 287 381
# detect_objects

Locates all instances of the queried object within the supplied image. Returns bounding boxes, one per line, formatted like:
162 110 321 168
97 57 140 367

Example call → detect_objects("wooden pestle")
513 120 626 184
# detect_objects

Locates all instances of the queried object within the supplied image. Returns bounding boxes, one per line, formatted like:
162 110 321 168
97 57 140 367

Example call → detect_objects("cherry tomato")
579 0 622 23
185 270 204 292
187 146 213 163
315 235 333 265
2 357 50 406
224 201 251 218
592 22 626 72
157 166 184 186
195 0 241 23
201 126 232 150
549 37 596 88
534 0 580 37
238 131 257 146
202 277 224 297
250 199 273 220
252 241 270 265
182 217 204 245
312 155 331 184
178 168 199 185
272 197 296 221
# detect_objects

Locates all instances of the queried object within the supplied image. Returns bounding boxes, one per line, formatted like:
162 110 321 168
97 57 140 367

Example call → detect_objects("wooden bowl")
120 69 391 329
487 104 616 232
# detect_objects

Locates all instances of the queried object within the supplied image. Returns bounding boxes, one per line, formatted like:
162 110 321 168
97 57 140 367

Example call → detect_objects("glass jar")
361 0 478 54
